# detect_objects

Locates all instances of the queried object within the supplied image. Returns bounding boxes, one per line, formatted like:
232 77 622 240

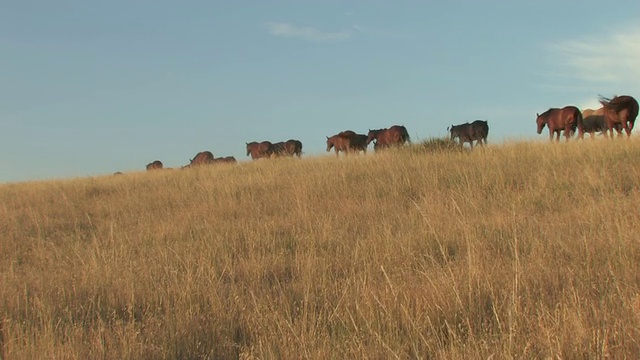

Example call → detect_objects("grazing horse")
246 141 274 160
600 95 639 138
189 151 215 166
146 160 163 170
448 120 489 148
535 106 582 141
366 125 410 151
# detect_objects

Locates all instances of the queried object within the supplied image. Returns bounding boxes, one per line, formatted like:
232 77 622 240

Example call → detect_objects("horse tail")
400 127 411 144
575 108 583 133
404 131 411 144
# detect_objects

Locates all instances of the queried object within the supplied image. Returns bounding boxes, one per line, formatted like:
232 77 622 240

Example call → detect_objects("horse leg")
622 121 631 137
604 127 612 139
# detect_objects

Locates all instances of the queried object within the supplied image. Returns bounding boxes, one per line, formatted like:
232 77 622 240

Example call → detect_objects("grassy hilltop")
1 139 640 359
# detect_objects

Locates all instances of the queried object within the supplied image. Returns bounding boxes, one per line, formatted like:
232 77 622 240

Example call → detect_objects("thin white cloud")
266 22 353 43
549 24 640 84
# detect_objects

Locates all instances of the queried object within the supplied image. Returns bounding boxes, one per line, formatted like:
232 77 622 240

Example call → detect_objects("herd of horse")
536 95 639 141
142 125 414 171
140 95 638 172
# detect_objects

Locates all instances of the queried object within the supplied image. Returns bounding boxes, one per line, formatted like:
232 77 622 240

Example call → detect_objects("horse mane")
599 94 635 113
539 108 558 118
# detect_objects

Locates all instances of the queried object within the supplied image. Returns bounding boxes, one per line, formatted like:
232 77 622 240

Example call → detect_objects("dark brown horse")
576 115 622 139
190 151 215 166
349 134 369 153
272 139 303 158
246 141 273 160
448 120 489 148
284 139 303 157
366 125 410 150
146 160 163 170
600 95 639 138
271 142 287 156
536 106 582 141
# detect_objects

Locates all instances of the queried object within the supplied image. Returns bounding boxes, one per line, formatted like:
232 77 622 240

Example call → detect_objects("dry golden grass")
2 139 640 359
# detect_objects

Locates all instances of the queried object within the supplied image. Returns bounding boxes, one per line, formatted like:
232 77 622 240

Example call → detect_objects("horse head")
366 129 380 145
535 113 546 134
326 136 334 152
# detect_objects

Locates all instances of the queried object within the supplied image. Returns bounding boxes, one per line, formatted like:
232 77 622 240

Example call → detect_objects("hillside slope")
1 140 640 359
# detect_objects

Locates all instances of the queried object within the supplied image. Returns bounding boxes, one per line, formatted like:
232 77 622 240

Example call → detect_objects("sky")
2 1 640 183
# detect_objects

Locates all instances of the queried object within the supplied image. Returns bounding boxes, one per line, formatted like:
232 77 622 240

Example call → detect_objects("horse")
246 141 273 160
349 134 369 153
212 156 237 164
366 125 410 151
600 95 639 138
326 133 353 157
190 151 215 166
146 160 163 170
447 120 489 148
271 142 287 157
576 115 622 139
284 139 303 157
582 107 604 119
535 106 582 141
272 140 303 157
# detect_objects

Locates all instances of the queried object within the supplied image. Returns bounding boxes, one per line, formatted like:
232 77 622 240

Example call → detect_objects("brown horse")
326 133 352 157
272 139 303 158
327 131 368 156
271 142 287 156
190 151 215 166
366 125 410 150
146 160 163 170
212 156 237 164
448 120 489 148
340 130 368 153
536 106 582 141
600 95 639 138
246 141 273 160
284 139 303 157
349 134 369 153
582 107 603 118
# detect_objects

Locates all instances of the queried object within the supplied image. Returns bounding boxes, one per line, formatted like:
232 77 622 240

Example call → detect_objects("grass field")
1 139 640 359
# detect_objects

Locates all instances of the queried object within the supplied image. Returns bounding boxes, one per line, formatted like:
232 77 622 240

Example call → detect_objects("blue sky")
2 1 640 183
